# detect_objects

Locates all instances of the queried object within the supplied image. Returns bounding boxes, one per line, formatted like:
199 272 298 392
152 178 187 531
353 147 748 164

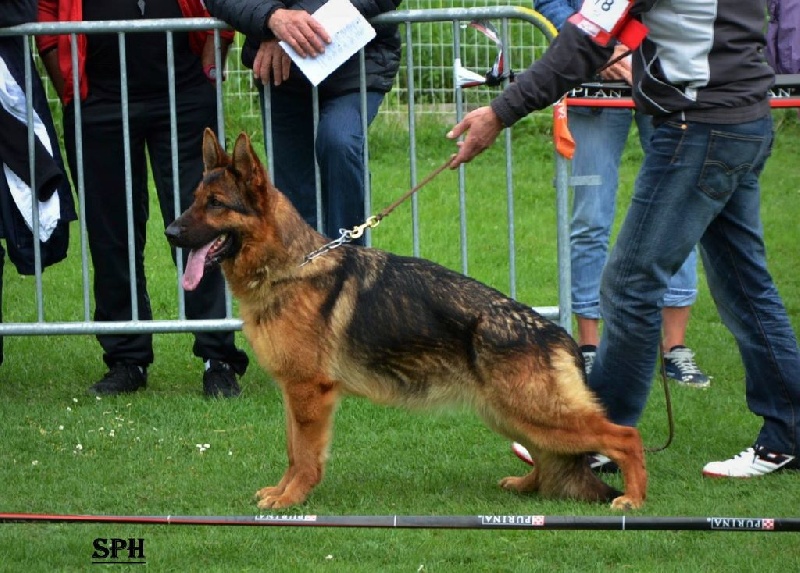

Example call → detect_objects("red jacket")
36 0 234 104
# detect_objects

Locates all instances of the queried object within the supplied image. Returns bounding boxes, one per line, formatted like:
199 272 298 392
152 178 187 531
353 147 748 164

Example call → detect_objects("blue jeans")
262 87 384 241
589 116 800 455
569 107 697 320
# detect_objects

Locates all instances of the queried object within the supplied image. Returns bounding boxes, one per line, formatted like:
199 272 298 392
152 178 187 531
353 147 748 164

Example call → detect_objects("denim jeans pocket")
697 130 765 201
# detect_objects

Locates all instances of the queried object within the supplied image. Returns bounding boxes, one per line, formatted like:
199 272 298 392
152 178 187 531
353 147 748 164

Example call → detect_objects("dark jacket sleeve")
204 0 286 41
0 0 37 27
493 0 656 126
491 22 613 126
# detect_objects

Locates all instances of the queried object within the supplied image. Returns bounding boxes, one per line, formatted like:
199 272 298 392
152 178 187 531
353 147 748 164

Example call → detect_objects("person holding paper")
205 0 402 243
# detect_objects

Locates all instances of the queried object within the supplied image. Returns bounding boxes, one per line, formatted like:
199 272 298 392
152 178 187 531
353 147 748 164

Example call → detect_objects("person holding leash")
449 0 800 477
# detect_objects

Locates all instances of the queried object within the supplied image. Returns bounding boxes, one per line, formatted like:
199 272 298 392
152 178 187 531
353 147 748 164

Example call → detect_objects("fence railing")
0 7 568 341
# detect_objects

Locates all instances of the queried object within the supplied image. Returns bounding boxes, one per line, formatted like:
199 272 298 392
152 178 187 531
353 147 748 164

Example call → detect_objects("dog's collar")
300 217 379 267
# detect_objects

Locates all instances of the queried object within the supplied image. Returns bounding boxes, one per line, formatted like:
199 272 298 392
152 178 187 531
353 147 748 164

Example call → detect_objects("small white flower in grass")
109 429 115 437
228 450 233 456
66 407 72 412
196 443 211 454
31 460 39 466
72 398 78 403
58 425 64 431
74 444 83 452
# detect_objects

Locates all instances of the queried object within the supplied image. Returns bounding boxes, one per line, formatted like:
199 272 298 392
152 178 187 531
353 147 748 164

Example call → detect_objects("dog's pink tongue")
182 241 214 291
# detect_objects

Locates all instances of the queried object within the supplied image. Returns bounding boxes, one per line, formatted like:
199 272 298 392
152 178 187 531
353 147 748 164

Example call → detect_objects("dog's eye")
207 196 224 209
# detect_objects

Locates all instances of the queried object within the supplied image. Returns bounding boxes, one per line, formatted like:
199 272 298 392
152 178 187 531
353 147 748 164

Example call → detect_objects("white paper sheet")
279 0 376 86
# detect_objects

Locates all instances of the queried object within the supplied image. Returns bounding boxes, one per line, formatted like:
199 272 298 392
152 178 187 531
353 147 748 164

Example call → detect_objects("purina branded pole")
0 513 798 532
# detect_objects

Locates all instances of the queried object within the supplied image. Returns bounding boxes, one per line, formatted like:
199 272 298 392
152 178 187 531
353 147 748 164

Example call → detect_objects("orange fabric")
553 98 575 160
36 0 233 104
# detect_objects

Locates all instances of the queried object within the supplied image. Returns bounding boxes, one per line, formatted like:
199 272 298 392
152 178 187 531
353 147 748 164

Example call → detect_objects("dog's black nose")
164 221 182 245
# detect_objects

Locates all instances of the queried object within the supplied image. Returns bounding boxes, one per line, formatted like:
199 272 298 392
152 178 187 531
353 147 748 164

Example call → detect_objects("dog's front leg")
255 377 339 509
255 398 299 502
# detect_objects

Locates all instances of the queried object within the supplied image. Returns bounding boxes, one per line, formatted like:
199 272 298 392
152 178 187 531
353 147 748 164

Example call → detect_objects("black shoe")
203 360 241 398
88 364 147 395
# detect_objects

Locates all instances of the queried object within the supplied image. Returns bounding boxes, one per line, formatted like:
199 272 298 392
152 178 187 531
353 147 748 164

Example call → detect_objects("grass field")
0 109 799 571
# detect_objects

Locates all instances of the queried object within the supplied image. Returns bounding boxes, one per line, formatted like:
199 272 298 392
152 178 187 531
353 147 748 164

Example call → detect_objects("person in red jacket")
37 0 249 397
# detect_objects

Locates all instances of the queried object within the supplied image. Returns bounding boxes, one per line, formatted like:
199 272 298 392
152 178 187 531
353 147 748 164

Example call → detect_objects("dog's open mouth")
182 233 234 291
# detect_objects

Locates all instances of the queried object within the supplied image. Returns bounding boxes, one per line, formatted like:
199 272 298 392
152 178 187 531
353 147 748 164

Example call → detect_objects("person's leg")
633 111 709 384
63 98 153 379
693 118 800 463
589 119 774 427
148 87 248 375
263 87 318 231
661 305 692 351
315 91 385 242
568 107 633 352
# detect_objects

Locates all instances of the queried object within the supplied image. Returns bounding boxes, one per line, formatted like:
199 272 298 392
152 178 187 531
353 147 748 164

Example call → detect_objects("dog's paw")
255 484 308 509
256 496 294 510
498 475 538 493
610 495 643 511
255 485 284 502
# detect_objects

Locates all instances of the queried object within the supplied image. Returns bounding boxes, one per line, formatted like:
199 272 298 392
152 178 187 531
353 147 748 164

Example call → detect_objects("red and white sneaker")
702 444 799 478
512 442 534 466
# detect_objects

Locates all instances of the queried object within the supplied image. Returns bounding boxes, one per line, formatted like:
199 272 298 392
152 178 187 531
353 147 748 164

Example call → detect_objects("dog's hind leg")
255 377 340 509
485 400 646 509
591 420 647 511
509 413 647 510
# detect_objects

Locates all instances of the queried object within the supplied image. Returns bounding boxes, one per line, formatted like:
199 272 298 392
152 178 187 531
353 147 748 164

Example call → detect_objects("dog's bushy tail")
536 453 621 503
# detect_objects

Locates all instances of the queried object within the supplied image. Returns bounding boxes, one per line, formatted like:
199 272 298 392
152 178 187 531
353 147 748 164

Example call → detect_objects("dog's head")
165 128 273 291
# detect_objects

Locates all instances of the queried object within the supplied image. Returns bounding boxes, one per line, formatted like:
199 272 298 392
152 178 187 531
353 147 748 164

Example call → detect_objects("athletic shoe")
702 444 799 478
88 363 147 395
662 345 710 388
203 360 241 398
512 442 534 466
511 443 619 473
587 453 619 474
580 345 597 377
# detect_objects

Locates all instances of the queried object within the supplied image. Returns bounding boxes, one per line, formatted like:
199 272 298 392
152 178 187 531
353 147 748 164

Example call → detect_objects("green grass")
1 110 799 571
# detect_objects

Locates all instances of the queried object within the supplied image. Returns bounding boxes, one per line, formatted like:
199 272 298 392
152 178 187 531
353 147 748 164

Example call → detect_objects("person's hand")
266 8 330 58
600 43 632 85
253 40 292 85
446 106 504 168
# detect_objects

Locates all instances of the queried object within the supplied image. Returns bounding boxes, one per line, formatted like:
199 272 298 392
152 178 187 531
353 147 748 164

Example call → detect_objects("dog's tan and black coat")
165 129 647 510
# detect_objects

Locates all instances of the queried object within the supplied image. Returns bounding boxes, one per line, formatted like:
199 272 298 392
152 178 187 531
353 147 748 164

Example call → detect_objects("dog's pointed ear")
202 128 229 172
231 131 269 185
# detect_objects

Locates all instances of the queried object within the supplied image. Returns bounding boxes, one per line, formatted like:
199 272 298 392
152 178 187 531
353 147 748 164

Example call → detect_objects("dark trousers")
263 87 384 242
63 85 247 374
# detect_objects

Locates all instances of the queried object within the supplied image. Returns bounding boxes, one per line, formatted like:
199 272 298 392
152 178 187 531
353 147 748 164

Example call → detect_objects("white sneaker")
702 445 799 478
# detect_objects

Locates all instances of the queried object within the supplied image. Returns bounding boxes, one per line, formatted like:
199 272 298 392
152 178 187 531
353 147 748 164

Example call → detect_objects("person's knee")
315 123 362 162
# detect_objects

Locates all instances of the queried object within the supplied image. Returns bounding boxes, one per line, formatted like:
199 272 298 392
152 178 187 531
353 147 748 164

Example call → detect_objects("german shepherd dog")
165 129 647 511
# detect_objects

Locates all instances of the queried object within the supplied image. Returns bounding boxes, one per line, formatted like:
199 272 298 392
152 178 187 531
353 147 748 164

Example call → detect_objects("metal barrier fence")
36 2 555 120
0 7 568 343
